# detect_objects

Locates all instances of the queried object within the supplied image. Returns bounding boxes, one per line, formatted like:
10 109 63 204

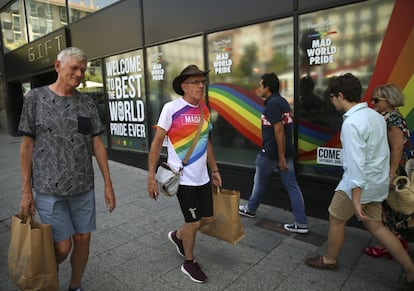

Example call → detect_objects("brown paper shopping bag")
200 187 244 244
8 214 59 291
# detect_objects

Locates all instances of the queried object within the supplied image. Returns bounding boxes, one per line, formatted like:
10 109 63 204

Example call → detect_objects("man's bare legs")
323 214 347 264
177 221 200 261
55 233 91 289
176 217 214 260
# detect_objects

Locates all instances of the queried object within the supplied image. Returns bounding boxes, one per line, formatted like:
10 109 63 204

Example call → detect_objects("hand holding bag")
387 172 414 215
200 187 245 244
8 213 59 291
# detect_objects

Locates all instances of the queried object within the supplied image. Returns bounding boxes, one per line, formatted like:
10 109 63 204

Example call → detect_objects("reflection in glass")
25 0 66 42
1 0 28 53
68 0 121 22
22 81 31 96
207 18 294 167
77 59 108 146
146 37 204 145
297 0 394 177
1 0 122 52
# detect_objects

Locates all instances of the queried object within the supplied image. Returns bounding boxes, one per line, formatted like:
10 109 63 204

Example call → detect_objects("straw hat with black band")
173 65 210 96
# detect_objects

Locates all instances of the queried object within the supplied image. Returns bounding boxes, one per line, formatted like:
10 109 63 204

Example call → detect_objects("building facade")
1 0 413 224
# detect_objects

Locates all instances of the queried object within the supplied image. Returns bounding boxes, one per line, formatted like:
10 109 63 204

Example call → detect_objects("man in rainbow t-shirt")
147 65 222 283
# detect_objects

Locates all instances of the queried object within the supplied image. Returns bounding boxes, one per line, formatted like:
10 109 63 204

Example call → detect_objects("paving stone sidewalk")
0 132 409 290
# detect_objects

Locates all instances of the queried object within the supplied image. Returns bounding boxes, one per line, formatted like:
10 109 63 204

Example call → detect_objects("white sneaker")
283 223 309 234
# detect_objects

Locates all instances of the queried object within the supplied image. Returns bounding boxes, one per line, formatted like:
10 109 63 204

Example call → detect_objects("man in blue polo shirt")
239 72 308 234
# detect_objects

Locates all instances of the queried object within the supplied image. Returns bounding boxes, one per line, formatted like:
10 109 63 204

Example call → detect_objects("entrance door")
5 70 56 136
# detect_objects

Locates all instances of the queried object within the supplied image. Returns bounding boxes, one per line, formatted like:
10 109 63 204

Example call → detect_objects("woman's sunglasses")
371 97 387 104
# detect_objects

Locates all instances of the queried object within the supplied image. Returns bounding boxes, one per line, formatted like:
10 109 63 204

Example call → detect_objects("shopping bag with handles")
200 187 245 244
8 213 59 291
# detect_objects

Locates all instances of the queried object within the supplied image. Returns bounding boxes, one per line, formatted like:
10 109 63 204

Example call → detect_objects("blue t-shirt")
261 93 295 160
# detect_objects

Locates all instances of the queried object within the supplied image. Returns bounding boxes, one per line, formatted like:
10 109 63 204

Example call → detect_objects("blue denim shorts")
35 189 96 242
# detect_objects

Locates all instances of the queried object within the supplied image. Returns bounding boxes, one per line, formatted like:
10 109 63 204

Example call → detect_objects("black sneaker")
283 223 309 234
181 260 207 283
168 230 185 257
238 205 256 218
68 287 83 291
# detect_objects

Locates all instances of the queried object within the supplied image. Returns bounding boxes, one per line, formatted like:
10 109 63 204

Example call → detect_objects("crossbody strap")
182 105 204 166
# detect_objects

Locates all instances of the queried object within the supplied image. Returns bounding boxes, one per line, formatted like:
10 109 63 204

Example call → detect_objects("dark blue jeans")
247 153 307 226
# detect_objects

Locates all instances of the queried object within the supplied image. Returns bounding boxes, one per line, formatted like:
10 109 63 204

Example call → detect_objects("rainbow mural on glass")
363 0 414 124
297 0 414 167
208 83 263 147
208 0 413 171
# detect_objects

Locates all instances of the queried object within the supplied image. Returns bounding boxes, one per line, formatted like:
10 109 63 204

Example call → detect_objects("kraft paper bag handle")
214 186 238 196
18 212 40 229
214 186 221 195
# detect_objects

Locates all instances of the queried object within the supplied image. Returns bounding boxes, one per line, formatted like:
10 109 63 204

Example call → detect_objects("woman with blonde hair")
365 84 413 259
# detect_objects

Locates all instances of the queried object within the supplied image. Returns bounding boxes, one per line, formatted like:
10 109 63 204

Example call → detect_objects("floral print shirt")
382 109 411 174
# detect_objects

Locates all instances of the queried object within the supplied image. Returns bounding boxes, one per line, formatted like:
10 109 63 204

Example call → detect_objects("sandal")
364 246 392 260
305 256 338 271
364 235 409 260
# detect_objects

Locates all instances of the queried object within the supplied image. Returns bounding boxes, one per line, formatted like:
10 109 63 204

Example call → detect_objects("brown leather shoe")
305 256 338 271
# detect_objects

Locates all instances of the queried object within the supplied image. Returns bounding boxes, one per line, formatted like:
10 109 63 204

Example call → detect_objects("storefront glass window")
207 18 294 167
22 81 31 96
77 59 108 146
297 0 395 177
103 49 147 152
68 0 121 23
1 0 28 53
146 36 204 144
1 0 122 52
25 0 66 42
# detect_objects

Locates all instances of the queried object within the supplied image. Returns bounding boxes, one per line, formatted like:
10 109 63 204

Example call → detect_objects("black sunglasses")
371 97 386 104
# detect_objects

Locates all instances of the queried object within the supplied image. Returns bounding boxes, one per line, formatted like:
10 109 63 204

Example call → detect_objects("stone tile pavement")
0 131 409 290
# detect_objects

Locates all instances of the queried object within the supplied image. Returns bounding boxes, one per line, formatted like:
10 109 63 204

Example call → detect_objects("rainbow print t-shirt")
157 98 212 186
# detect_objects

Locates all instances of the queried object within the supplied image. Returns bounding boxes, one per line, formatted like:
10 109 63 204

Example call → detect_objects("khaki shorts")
328 190 382 221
